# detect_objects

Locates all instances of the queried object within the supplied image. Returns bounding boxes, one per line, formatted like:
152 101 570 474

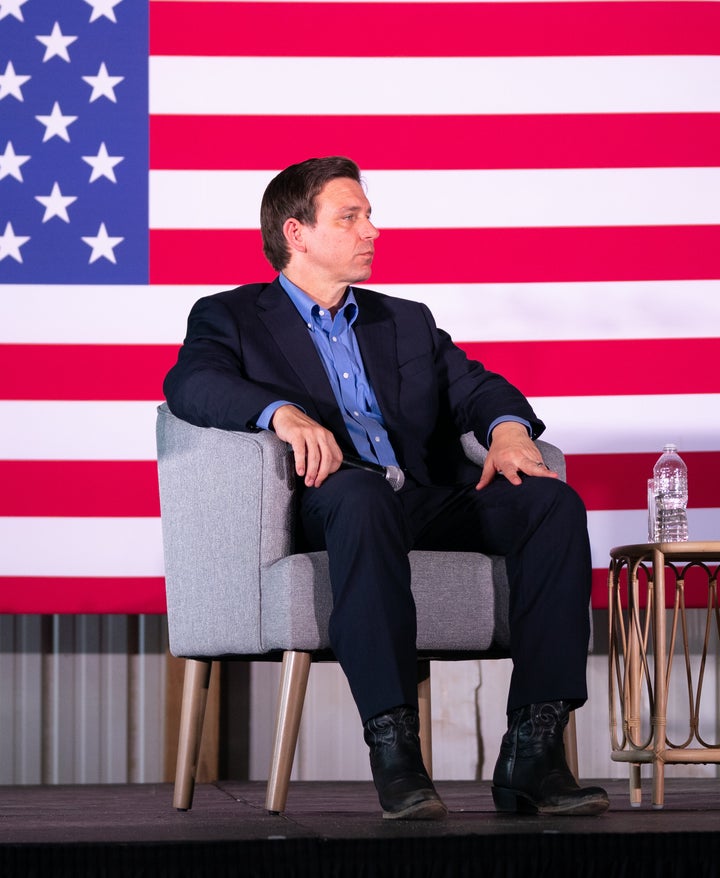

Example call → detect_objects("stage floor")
1 778 719 876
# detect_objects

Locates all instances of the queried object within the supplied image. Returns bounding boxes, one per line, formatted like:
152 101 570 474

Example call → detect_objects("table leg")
651 548 667 809
627 563 643 806
629 763 642 806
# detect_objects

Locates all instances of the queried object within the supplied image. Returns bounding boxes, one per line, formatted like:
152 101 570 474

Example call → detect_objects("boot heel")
491 785 519 812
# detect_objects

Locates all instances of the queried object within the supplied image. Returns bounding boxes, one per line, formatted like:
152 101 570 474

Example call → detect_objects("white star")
0 221 30 263
84 0 123 24
82 62 124 103
0 60 31 102
35 102 78 143
0 141 31 182
82 222 123 264
35 182 78 223
0 0 30 23
36 22 78 63
82 142 124 183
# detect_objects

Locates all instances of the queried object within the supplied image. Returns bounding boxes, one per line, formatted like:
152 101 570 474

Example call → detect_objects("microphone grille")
385 466 405 492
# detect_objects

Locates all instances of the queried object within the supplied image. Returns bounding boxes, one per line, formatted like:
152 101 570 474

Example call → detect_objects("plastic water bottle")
651 444 688 543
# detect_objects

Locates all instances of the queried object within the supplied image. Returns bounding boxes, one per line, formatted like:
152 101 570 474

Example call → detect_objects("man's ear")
283 218 306 254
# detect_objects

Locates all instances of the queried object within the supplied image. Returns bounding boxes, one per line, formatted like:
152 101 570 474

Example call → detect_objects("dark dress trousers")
164 280 592 722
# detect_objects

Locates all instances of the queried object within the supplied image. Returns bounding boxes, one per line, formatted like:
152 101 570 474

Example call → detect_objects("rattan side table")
608 541 720 808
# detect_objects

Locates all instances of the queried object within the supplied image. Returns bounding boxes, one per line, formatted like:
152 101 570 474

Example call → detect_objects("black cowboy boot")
492 701 609 815
363 706 448 820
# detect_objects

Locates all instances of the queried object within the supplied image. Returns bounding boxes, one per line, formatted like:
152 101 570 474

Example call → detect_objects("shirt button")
343 372 349 379
353 411 360 417
318 309 325 316
332 336 337 342
374 436 381 442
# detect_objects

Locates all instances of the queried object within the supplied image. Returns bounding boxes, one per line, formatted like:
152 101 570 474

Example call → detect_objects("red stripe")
0 344 179 401
592 568 610 608
0 572 706 616
150 229 271 284
149 1 720 57
3 337 719 401
149 226 720 286
565 452 720 512
0 461 160 516
458 339 720 398
2 453 718 516
592 562 716 610
0 577 167 615
0 572 705 616
150 113 720 172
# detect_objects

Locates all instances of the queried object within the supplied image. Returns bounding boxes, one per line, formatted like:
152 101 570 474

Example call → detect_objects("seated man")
164 156 609 819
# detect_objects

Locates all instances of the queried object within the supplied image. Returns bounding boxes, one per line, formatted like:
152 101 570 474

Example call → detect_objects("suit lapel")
353 290 401 423
256 280 351 442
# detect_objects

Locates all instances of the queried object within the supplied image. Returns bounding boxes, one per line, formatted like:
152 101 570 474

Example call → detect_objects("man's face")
297 177 380 287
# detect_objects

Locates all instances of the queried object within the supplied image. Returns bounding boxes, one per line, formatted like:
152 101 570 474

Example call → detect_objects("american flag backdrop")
1 0 719 614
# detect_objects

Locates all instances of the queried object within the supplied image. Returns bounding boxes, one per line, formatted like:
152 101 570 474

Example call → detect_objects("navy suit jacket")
163 278 545 486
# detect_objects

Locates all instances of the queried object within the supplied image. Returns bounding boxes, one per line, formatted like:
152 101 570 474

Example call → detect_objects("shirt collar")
279 273 358 329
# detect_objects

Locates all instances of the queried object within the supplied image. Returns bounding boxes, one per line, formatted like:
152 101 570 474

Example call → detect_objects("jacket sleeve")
428 308 546 447
163 294 282 432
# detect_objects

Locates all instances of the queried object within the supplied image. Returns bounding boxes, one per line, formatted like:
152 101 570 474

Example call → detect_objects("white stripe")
0 511 714 578
535 395 720 456
149 56 720 115
377 282 720 343
150 171 271 230
1 396 717 461
4 282 720 344
0 285 210 344
366 168 720 229
588 509 720 569
0 518 164 577
149 167 720 230
0 402 161 460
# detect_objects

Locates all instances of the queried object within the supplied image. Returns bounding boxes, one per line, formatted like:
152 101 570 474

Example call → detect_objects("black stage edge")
1 779 719 878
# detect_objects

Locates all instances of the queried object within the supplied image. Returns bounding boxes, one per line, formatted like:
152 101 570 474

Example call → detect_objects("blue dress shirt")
257 275 531 465
257 275 400 467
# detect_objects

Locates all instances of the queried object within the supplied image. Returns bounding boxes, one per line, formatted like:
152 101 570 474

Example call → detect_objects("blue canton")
0 1 148 282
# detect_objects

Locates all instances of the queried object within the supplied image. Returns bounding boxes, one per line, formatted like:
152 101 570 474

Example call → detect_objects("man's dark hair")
260 156 362 271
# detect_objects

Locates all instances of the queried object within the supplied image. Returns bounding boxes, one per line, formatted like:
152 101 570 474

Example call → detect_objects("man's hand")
271 405 344 487
476 421 558 490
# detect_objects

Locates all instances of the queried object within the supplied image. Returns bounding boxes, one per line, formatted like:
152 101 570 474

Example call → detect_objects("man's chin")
352 265 373 283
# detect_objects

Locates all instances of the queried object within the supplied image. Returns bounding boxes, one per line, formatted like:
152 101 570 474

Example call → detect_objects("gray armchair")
156 403 578 813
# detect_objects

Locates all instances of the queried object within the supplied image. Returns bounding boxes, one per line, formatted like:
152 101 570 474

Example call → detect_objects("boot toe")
538 786 610 816
492 782 609 816
381 785 448 821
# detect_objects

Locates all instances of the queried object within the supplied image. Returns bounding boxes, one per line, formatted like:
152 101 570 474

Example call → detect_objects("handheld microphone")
287 445 405 491
341 454 405 492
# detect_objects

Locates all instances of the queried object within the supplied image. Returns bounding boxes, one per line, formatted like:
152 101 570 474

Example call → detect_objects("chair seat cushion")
260 550 510 654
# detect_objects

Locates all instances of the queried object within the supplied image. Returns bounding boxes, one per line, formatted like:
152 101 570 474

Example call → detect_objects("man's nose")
363 220 380 239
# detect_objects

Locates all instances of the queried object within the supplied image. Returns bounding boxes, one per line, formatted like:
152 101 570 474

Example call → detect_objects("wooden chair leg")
265 651 312 814
173 658 212 811
417 659 433 777
564 709 579 781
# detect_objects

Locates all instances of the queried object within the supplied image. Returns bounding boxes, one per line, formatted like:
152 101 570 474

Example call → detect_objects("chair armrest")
156 404 295 656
